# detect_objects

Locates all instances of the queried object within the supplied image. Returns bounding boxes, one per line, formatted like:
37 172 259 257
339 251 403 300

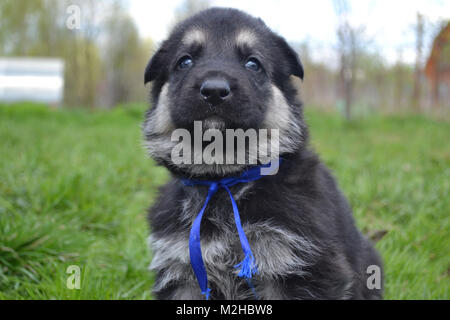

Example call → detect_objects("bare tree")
102 2 154 107
333 0 367 120
393 48 407 111
63 0 112 107
412 12 424 111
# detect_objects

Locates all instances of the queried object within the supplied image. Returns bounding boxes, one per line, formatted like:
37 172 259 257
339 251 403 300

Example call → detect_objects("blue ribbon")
182 159 281 300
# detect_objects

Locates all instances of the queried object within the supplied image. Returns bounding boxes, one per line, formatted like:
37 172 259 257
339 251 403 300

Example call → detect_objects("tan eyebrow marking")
182 29 207 46
235 29 258 47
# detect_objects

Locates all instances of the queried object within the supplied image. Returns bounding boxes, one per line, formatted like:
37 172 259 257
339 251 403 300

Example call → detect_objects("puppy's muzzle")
200 78 231 106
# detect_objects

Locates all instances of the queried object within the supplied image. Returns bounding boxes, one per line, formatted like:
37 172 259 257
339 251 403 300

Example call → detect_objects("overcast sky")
128 0 450 65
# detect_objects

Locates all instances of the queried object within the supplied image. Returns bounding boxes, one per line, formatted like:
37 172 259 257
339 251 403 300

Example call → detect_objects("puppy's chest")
179 184 253 226
178 185 257 265
152 186 318 280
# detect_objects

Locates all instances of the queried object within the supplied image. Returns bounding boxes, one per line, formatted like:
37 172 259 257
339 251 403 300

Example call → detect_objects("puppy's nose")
200 79 231 105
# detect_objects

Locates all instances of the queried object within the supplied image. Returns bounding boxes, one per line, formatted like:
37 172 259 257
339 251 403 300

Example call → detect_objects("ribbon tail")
201 288 212 300
234 252 258 279
189 184 218 300
223 186 258 279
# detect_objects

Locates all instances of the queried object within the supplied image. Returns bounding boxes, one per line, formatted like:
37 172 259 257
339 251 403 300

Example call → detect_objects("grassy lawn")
0 104 448 299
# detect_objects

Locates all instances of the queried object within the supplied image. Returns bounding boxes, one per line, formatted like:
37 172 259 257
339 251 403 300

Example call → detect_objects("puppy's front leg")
152 263 205 300
154 278 205 300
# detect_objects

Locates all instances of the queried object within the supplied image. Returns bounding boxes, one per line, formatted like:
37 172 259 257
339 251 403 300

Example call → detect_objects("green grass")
0 103 448 299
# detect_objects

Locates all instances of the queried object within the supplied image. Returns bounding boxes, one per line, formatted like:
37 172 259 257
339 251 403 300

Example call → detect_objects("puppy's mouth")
202 115 226 131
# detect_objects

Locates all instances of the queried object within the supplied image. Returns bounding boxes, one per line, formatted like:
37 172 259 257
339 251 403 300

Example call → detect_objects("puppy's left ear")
277 37 304 80
144 46 167 84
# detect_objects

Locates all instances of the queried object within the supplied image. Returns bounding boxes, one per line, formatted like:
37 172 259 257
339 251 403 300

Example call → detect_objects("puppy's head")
143 8 307 178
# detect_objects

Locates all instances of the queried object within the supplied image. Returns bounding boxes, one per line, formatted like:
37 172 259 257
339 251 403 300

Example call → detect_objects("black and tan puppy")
143 7 383 300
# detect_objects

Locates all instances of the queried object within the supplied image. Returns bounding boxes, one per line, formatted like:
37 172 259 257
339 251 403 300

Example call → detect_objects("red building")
425 22 450 107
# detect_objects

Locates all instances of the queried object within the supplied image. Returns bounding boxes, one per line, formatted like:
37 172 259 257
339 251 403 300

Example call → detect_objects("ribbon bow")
182 159 281 300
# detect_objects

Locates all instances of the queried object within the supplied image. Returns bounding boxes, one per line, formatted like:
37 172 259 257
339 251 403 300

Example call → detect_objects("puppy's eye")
245 58 261 71
178 56 193 70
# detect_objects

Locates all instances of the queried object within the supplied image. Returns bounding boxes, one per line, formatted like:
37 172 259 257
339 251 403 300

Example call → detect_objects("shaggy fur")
143 7 383 300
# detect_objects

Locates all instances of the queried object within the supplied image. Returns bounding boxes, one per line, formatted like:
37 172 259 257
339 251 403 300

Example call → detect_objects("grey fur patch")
262 84 303 155
244 221 319 279
145 84 174 135
143 83 178 162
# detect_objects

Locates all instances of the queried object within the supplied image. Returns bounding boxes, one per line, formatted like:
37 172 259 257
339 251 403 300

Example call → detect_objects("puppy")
143 7 383 300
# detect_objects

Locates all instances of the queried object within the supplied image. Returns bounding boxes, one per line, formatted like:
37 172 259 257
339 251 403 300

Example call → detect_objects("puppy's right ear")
275 36 304 81
144 48 166 84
